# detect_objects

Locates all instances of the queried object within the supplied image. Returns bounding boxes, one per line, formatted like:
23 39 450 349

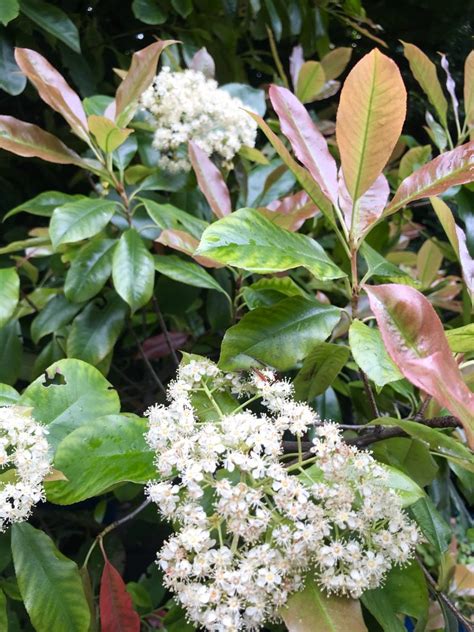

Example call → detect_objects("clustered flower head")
145 357 420 632
0 406 51 532
140 67 257 173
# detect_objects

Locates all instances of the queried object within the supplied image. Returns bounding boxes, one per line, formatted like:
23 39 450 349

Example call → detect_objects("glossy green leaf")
141 198 208 240
241 277 306 310
112 229 154 312
409 497 451 554
49 198 117 249
19 0 81 53
398 145 432 181
171 0 192 18
46 414 155 504
4 191 83 220
64 237 116 303
281 576 368 632
446 323 474 353
296 61 326 103
349 320 403 387
360 243 409 283
371 438 439 488
381 464 425 507
154 255 227 296
196 208 345 279
19 359 120 449
30 294 83 344
0 33 26 95
0 268 19 328
219 297 341 371
0 0 19 25
294 343 350 400
67 294 127 365
0 320 22 385
12 522 90 632
0 383 20 405
0 589 6 631
132 0 167 24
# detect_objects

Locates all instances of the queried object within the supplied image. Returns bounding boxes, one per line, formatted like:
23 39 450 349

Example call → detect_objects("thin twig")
129 326 167 397
360 370 380 419
417 556 474 632
152 296 179 367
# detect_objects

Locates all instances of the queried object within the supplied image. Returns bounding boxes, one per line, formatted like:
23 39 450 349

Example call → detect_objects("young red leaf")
269 85 338 206
100 554 140 632
115 40 177 127
265 190 320 231
14 48 89 143
338 169 389 244
336 49 406 202
365 283 474 448
141 331 188 359
0 115 84 164
385 141 474 215
188 141 232 218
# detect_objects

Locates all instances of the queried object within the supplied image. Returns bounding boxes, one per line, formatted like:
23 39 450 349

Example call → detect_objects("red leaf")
142 332 189 359
365 283 474 448
385 141 474 215
265 190 320 230
189 141 232 218
269 85 338 206
100 554 140 632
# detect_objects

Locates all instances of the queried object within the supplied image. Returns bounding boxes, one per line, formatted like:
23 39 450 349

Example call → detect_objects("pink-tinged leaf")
385 141 474 215
141 332 188 359
269 85 338 205
0 115 84 164
115 40 177 127
289 45 305 89
338 169 389 243
365 283 474 448
188 141 232 218
439 54 459 123
14 48 89 143
246 109 336 225
265 190 320 231
157 229 223 268
295 61 326 104
464 51 474 141
100 554 140 632
431 196 474 301
189 47 215 78
336 49 406 202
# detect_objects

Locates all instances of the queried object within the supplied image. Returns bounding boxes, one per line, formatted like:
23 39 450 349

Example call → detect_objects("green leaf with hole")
196 208 344 280
12 522 90 632
219 297 341 371
0 383 19 406
112 229 154 312
49 198 117 249
46 414 155 504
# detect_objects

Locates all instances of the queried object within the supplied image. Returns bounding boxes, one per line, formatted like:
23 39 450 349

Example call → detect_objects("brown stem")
360 370 380 419
98 498 151 541
152 296 179 367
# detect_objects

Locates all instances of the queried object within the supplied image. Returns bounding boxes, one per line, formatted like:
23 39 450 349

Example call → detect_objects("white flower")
0 406 51 532
140 67 257 172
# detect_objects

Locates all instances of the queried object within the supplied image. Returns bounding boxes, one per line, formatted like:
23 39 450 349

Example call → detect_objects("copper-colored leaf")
14 48 89 143
338 169 389 243
188 141 232 218
100 555 140 632
365 283 474 448
402 42 448 127
265 190 320 230
115 40 177 127
141 332 188 359
321 47 353 81
0 115 84 164
157 228 223 268
269 85 338 206
464 51 474 140
336 49 406 202
385 142 474 215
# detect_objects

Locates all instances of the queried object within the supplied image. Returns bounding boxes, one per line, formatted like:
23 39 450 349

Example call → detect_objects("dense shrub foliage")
0 1 473 631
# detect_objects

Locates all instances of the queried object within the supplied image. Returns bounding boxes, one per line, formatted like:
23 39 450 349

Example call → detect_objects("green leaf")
30 294 83 344
64 237 116 303
46 414 155 504
241 277 306 309
219 297 341 371
380 464 425 507
371 438 438 488
4 191 83 220
49 198 117 249
112 229 154 312
67 294 128 365
12 522 90 632
19 359 120 449
19 0 81 53
141 198 208 240
0 320 22 385
0 383 20 405
281 576 368 631
171 0 192 18
0 589 6 632
296 61 326 103
131 0 167 24
0 0 19 25
294 343 350 400
0 32 26 95
349 320 403 387
446 323 474 353
87 115 133 153
154 255 227 296
0 268 19 329
196 208 345 280
362 562 428 632
409 497 451 554
360 243 410 283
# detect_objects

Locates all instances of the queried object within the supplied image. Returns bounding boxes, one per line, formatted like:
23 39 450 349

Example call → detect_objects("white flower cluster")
140 67 257 172
145 358 420 631
0 406 51 531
